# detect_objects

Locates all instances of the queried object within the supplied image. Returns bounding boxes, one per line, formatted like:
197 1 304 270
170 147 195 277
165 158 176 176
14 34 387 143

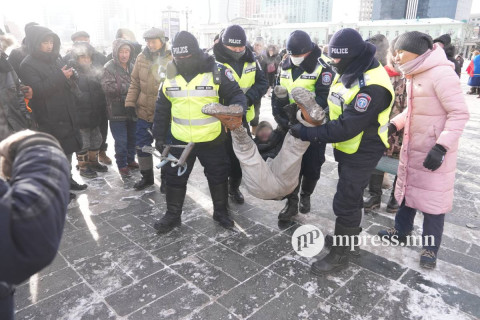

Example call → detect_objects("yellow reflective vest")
279 63 326 103
328 65 394 154
162 72 221 143
223 61 256 122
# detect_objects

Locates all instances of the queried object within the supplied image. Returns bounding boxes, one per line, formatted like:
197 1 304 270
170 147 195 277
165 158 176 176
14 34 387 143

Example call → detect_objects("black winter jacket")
19 26 81 154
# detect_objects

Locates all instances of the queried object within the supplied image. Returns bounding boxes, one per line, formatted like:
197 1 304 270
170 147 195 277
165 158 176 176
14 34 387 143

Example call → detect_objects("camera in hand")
66 59 79 81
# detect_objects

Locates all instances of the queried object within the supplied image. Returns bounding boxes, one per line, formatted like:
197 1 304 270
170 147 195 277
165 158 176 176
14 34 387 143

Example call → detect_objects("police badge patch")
354 93 371 112
321 72 332 85
225 69 235 82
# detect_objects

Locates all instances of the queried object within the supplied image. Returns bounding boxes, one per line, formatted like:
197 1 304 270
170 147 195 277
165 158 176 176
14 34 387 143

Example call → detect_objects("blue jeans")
394 201 445 253
110 120 136 169
135 119 154 157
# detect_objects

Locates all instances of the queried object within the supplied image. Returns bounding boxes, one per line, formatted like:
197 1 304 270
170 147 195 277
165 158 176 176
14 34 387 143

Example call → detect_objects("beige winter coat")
125 47 172 122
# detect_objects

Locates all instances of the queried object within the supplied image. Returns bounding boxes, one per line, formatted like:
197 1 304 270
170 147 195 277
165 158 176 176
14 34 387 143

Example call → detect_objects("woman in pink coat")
378 32 469 269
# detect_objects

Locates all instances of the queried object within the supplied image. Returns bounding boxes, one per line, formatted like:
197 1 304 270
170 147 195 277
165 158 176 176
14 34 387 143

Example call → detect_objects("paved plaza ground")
14 77 480 319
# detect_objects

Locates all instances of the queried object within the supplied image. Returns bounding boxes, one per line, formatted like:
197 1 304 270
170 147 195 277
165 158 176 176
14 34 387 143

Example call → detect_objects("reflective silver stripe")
166 90 188 98
167 90 217 98
379 123 388 134
240 87 249 94
328 94 343 106
173 117 219 126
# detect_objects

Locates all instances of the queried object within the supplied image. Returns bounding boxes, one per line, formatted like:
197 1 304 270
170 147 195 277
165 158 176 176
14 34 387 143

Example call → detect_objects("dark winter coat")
19 26 81 154
72 69 107 128
0 137 69 287
444 44 461 77
101 39 135 121
7 42 28 78
0 52 31 133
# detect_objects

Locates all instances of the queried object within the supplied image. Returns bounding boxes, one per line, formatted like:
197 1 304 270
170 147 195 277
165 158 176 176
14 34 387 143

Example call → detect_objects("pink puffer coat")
391 45 469 214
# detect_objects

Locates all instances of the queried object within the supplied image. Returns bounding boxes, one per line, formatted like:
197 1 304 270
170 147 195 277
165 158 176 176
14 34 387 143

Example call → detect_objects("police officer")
213 25 268 204
290 28 394 274
272 30 334 221
152 31 247 234
125 28 171 192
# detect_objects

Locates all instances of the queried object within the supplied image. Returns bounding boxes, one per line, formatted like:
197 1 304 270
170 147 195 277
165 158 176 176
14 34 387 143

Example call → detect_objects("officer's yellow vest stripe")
279 64 324 103
163 72 221 143
328 65 394 154
224 62 256 123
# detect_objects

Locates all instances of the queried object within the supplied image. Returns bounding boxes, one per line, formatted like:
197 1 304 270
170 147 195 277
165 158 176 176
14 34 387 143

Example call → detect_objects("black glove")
388 122 397 136
289 123 304 140
126 107 137 120
155 139 165 153
423 144 446 171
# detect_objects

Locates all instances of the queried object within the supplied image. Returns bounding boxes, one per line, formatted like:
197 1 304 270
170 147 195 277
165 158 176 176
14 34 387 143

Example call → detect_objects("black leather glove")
388 122 397 136
126 107 137 120
423 144 446 171
289 123 304 139
155 139 165 153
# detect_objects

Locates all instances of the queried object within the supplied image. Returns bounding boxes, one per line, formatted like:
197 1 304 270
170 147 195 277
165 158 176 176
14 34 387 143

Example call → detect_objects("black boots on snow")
154 186 186 234
311 223 362 275
228 178 244 204
364 173 383 213
299 178 318 214
210 182 235 229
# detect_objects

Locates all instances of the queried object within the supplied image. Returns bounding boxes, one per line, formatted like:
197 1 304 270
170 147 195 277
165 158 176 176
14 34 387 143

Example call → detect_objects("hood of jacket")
112 39 135 65
25 25 60 62
281 44 322 74
213 40 255 64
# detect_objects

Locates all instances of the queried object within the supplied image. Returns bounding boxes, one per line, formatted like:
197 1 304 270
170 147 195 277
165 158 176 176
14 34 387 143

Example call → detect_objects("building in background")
162 9 181 41
372 0 472 21
359 0 374 21
255 0 332 24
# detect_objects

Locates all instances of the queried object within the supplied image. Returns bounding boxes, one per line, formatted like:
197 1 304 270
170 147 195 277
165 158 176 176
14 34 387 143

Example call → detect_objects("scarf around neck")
398 49 432 76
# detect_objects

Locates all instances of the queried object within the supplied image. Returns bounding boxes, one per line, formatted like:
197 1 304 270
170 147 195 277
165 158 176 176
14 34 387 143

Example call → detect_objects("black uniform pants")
300 142 326 180
165 138 230 189
333 162 377 228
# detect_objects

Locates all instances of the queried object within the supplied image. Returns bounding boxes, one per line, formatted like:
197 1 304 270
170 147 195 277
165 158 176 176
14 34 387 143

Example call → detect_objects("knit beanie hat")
433 34 451 46
395 31 433 55
222 25 246 47
171 31 200 57
329 28 366 59
286 30 314 55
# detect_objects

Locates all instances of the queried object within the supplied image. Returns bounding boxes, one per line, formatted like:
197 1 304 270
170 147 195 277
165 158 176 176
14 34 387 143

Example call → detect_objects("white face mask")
290 56 304 66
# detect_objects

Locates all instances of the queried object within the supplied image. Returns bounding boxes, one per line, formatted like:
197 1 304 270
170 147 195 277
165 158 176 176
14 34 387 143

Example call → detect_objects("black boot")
70 177 87 190
160 168 166 194
153 185 185 234
311 223 362 275
364 173 383 213
209 182 234 228
299 177 318 214
278 184 300 221
386 176 399 213
134 169 154 190
228 177 244 204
